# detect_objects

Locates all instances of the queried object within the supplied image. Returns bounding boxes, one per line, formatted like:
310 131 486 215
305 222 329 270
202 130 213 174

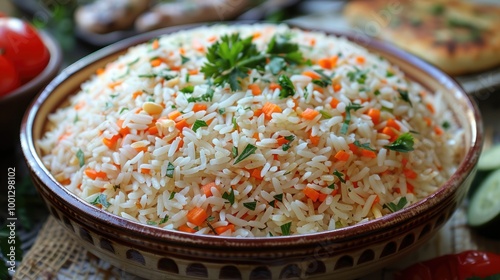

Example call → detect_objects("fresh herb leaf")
303 86 309 100
243 201 257 211
74 114 79 123
138 72 176 80
181 55 190 64
277 74 295 98
384 132 414 152
442 121 451 130
206 216 215 222
268 56 286 75
186 73 190 83
284 135 295 141
201 34 266 91
340 103 363 134
147 220 157 225
398 89 412 106
169 192 176 200
386 71 394 77
202 87 215 102
160 216 169 224
281 135 295 151
234 144 257 164
353 140 376 151
319 110 332 119
166 162 175 178
266 33 304 65
281 221 292 236
374 89 381 96
127 57 140 65
269 200 276 207
327 183 337 189
76 148 85 167
274 193 283 202
218 108 226 115
187 97 201 103
192 119 208 132
312 69 333 86
333 169 346 183
180 85 194 94
430 4 445 15
119 107 129 114
232 117 238 130
347 67 367 84
232 146 238 158
383 197 408 213
90 194 110 208
222 188 235 205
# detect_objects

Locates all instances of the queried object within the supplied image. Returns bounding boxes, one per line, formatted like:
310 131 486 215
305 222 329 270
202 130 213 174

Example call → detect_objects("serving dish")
21 23 482 279
0 30 62 150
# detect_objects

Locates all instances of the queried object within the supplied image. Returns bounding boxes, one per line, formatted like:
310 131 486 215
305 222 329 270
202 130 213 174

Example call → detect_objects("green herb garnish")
222 188 235 205
76 148 85 167
353 140 376 151
319 110 332 119
312 69 333 87
442 121 451 130
281 222 292 236
273 193 283 202
397 89 412 106
90 194 110 208
383 197 408 213
232 146 238 158
160 216 169 224
268 56 286 75
192 120 208 132
340 103 363 134
169 192 176 200
147 220 157 225
243 201 257 211
277 74 295 99
384 132 414 152
347 67 367 84
430 4 445 15
218 108 226 115
181 55 190 64
180 85 194 94
119 107 129 114
333 169 346 183
266 33 304 65
166 162 175 178
234 144 257 164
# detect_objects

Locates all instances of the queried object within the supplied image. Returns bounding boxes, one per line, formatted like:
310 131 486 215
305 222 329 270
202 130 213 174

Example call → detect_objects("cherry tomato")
0 17 49 83
0 54 20 96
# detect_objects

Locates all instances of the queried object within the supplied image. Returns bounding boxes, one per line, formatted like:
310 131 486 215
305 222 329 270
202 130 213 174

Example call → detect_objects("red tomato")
0 17 49 83
0 54 20 96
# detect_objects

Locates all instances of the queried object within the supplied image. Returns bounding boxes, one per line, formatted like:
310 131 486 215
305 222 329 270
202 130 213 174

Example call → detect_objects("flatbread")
343 0 500 76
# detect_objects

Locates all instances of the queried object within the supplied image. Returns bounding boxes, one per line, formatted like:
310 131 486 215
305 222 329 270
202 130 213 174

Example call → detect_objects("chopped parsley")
222 188 235 205
384 132 414 152
374 89 381 96
386 71 394 77
218 108 226 115
340 103 363 134
277 74 295 99
243 201 257 211
160 216 169 224
311 69 333 87
169 192 176 200
147 221 157 225
231 146 238 158
268 56 286 75
202 87 215 102
127 57 140 66
397 89 412 106
333 169 346 183
180 55 190 64
166 162 175 178
319 110 332 119
192 120 208 132
90 194 110 208
282 135 295 151
180 85 194 94
74 114 79 123
273 193 283 202
347 67 367 84
234 144 258 164
442 121 451 130
76 148 85 167
430 4 445 15
138 72 176 80
266 33 304 65
383 197 408 213
232 117 238 130
353 140 376 151
280 222 292 236
119 107 129 114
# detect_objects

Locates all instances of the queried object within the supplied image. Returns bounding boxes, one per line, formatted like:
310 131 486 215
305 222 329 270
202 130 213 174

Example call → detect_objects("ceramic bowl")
21 24 482 280
0 30 62 150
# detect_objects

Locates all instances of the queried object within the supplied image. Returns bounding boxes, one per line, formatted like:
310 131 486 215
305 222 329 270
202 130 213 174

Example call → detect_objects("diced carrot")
253 32 262 40
402 157 409 167
201 182 216 197
248 84 262 96
250 168 263 180
330 188 339 197
179 225 196 233
333 84 342 92
132 90 143 99
102 134 120 149
334 150 350 161
215 224 235 235
150 58 163 67
301 108 320 120
141 168 150 174
96 68 105 75
192 103 207 112
179 47 185 55
58 132 72 142
313 86 324 94
187 207 208 226
367 108 381 125
116 119 130 137
85 168 107 180
318 58 332 69
426 103 435 114
356 56 366 64
309 132 320 146
174 119 188 131
423 117 432 127
59 178 71 185
386 118 400 131
188 69 199 75
310 38 316 46
148 126 158 135
168 110 182 120
254 108 263 118
207 35 218 42
381 127 398 142
407 183 415 194
108 80 123 89
348 143 358 154
292 98 299 109
276 136 288 146
302 71 321 80
318 193 328 202
152 39 159 50
361 149 377 158
253 132 260 140
372 195 380 206
434 126 443 135
269 83 282 91
134 146 148 153
352 181 359 188
262 102 282 120
303 186 320 202
273 154 279 161
74 101 86 110
403 168 418 179
330 98 340 109
330 55 338 67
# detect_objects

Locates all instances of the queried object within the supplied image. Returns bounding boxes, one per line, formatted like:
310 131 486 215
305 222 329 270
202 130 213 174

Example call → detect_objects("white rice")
38 24 462 237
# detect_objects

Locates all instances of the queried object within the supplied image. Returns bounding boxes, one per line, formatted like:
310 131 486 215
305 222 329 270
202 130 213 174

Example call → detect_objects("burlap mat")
13 205 500 280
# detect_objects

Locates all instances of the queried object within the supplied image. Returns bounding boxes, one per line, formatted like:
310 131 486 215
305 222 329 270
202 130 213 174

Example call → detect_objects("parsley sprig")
384 132 414 152
341 103 363 134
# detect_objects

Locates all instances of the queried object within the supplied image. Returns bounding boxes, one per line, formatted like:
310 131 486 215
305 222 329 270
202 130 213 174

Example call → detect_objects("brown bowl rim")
20 22 483 248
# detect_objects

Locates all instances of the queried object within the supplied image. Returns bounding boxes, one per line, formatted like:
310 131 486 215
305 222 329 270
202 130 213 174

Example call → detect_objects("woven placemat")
13 204 500 280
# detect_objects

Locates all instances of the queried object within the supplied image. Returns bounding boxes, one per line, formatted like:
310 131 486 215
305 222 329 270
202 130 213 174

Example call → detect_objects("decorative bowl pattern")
1 30 62 149
21 24 482 280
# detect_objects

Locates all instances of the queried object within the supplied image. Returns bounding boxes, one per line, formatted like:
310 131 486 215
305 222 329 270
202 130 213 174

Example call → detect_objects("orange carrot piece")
301 108 320 120
254 108 263 118
348 143 358 154
302 71 321 80
403 168 418 179
386 118 400 131
85 169 107 180
102 134 120 149
253 32 262 40
179 225 196 233
215 224 235 235
361 149 377 158
330 55 338 67
276 137 288 146
187 207 208 226
303 186 320 202
152 39 159 50
381 127 398 142
148 126 158 135
192 103 207 112
333 84 342 92
402 157 409 167
426 103 435 114
309 133 320 146
175 119 189 131
250 168 263 180
318 193 328 202
356 56 366 64
330 98 340 109
434 126 443 135
168 110 182 120
334 150 350 161
248 84 262 96
201 182 216 197
407 183 415 194
74 101 86 110
108 80 122 89
134 146 148 153
150 58 162 67
188 69 199 75
269 83 282 91
423 117 432 127
96 68 105 75
262 102 282 120
318 58 332 69
132 91 142 99
140 168 151 174
372 195 380 206
367 108 381 125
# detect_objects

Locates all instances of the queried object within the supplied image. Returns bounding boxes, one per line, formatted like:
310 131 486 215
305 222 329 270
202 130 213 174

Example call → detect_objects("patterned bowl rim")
20 22 483 248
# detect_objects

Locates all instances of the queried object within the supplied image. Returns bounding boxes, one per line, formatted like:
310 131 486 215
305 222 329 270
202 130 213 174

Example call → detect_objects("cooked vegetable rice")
38 24 462 237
